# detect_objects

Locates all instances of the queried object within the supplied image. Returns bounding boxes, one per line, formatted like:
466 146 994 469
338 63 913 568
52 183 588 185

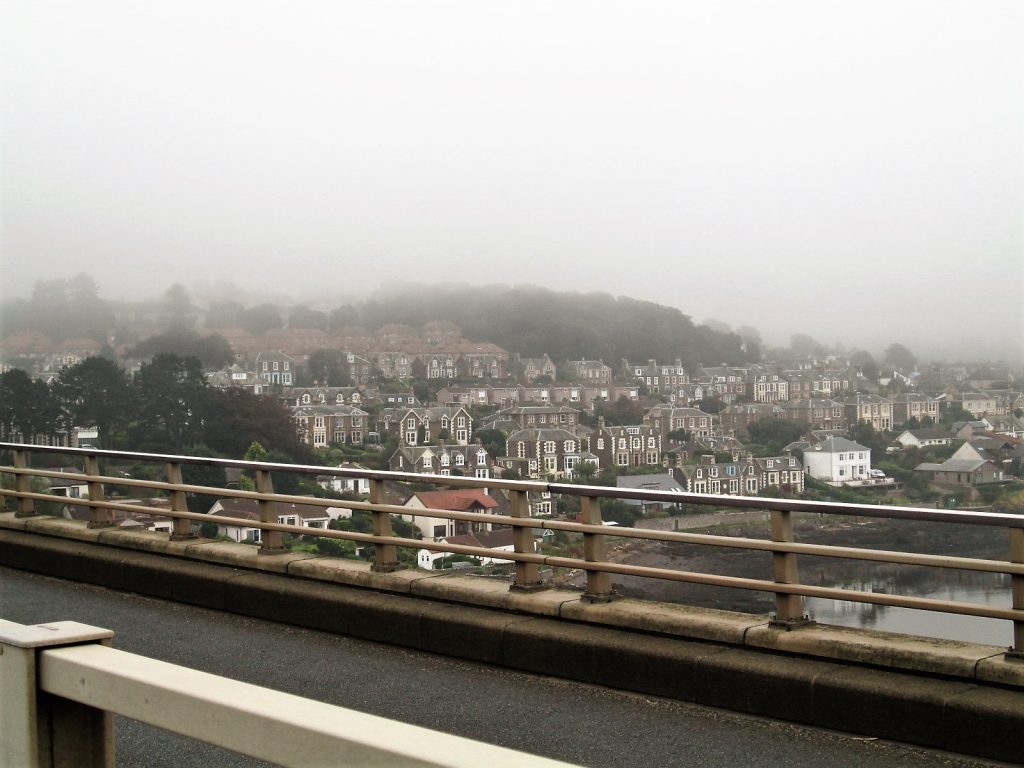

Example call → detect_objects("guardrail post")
1009 527 1024 657
166 462 196 540
769 509 811 628
13 450 36 518
509 489 545 592
580 495 616 603
0 620 115 768
369 478 401 572
256 470 285 553
84 456 113 529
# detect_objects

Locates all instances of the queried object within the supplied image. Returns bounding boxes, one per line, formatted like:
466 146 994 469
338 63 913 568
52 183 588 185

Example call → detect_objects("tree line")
0 355 308 461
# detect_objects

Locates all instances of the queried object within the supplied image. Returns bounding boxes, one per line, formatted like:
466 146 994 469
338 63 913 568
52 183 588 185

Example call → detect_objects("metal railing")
2 442 1023 653
0 618 577 768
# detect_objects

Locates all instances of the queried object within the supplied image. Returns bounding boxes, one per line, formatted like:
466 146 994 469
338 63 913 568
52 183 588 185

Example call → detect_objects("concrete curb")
3 517 1024 762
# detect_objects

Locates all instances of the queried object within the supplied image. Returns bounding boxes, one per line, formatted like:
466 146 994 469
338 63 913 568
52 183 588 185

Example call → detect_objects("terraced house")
293 403 369 447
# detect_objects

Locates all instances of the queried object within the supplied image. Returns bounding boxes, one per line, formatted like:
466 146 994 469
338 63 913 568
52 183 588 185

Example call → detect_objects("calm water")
805 571 1013 647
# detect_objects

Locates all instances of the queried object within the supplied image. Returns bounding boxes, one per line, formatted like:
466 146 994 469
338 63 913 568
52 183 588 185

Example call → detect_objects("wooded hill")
355 284 749 368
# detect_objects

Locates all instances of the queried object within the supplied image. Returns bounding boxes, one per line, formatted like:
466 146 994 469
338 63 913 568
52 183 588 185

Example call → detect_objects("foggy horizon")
2 1 1021 365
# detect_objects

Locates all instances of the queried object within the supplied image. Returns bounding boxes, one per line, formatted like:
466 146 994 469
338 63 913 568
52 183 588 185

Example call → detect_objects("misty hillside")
0 278 750 368
356 285 748 368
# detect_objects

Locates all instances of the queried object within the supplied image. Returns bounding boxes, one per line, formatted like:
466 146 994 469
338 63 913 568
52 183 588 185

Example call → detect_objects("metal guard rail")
0 618 577 768
1 442 1023 651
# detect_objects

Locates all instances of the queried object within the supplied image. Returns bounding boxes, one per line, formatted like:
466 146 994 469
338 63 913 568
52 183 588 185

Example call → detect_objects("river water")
617 516 1017 647
804 572 1013 647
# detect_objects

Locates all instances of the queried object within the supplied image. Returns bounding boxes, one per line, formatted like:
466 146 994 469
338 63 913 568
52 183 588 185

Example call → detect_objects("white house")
893 429 955 449
316 462 372 496
417 529 526 569
802 437 873 486
206 498 349 543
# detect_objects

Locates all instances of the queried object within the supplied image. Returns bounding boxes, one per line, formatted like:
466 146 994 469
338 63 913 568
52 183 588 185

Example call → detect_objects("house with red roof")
401 489 500 540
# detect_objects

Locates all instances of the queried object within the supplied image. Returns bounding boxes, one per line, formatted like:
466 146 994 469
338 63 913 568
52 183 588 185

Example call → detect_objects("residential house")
389 443 494 480
675 455 761 496
844 394 894 432
956 392 1000 418
417 528 524 570
515 354 557 383
914 441 1005 487
588 420 662 469
893 429 955 449
457 345 508 379
566 359 613 384
254 351 295 386
344 353 375 385
388 406 473 447
622 359 687 394
484 405 582 433
615 473 686 512
748 366 789 403
500 427 583 479
718 403 788 439
802 437 874 486
293 404 369 447
316 462 372 496
401 489 500 540
413 352 458 380
694 366 747 403
782 399 846 431
891 393 941 426
643 405 714 442
205 498 343 543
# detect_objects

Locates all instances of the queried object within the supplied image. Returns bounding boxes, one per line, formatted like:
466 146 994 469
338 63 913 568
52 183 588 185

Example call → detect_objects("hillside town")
4 307 1022 538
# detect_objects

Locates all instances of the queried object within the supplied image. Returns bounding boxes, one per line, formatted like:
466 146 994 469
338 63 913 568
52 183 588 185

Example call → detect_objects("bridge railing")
0 618 577 768
2 442 1023 653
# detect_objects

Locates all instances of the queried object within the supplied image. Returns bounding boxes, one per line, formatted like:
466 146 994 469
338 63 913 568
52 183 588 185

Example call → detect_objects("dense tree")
471 428 507 459
746 418 805 454
593 396 645 426
0 370 61 443
849 350 879 380
162 284 195 332
287 305 328 331
883 343 917 372
198 388 307 460
848 421 889 458
131 331 234 369
205 300 245 328
239 304 284 335
789 333 826 357
132 354 209 452
55 358 133 448
302 349 350 387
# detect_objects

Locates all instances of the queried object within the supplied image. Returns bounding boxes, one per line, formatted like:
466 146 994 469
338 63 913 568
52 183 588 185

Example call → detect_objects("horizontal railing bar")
6 486 1024 577
38 643 575 768
3 444 1020 528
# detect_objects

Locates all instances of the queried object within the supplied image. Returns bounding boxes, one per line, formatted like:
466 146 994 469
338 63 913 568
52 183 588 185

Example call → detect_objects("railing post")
509 489 545 592
1009 527 1024 657
13 450 36 518
256 470 285 553
369 478 401 572
580 495 616 603
769 509 811 628
166 462 196 540
0 620 115 768
84 456 113 529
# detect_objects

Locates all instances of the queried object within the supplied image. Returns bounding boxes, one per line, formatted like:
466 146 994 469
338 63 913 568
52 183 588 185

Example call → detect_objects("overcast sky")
2 0 1021 361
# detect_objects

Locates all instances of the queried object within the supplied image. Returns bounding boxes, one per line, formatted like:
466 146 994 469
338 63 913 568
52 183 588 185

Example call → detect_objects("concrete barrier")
3 512 1024 763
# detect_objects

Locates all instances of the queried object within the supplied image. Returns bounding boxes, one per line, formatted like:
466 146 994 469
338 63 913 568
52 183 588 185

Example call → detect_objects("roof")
412 489 499 511
208 498 330 521
813 437 870 453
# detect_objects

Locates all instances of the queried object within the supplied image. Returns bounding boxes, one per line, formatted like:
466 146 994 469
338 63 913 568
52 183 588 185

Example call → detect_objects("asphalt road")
0 566 1009 768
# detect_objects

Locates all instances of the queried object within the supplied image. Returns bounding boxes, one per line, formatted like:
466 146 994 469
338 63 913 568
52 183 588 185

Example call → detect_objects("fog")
1 0 1021 362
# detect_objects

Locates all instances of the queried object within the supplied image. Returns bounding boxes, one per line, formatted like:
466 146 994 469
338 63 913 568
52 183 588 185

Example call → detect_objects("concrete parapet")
3 512 1024 763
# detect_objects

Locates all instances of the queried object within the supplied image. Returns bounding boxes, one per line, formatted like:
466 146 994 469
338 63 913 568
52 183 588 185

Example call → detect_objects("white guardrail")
0 619 578 768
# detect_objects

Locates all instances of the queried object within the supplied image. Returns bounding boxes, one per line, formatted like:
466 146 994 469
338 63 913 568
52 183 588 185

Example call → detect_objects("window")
456 454 466 466
544 456 557 472
517 442 526 458
544 441 556 454
564 440 575 452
